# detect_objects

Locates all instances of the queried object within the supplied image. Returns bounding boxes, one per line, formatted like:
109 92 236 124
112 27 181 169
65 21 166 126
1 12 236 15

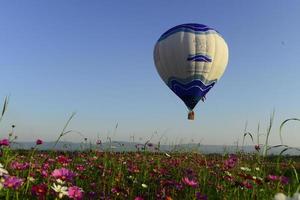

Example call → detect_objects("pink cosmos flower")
224 154 238 169
68 186 84 200
267 174 279 181
0 139 9 146
242 180 253 189
31 183 48 199
96 140 102 145
182 177 198 187
51 168 75 181
267 175 289 185
76 165 85 172
134 197 144 200
36 139 43 145
41 170 48 178
10 161 30 170
255 145 260 151
3 176 23 189
280 176 289 185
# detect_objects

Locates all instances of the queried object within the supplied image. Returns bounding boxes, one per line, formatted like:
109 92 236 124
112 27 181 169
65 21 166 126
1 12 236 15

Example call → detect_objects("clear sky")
0 0 300 146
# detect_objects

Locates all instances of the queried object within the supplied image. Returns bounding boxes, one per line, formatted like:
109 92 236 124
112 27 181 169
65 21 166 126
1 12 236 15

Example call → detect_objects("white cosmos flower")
274 193 300 200
165 153 171 157
0 164 8 176
51 183 68 199
27 176 35 182
240 167 251 172
225 171 232 176
56 179 65 185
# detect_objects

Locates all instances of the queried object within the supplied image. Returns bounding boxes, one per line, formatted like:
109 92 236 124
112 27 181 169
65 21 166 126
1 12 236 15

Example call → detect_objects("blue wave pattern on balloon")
187 54 212 62
168 78 216 110
158 23 217 42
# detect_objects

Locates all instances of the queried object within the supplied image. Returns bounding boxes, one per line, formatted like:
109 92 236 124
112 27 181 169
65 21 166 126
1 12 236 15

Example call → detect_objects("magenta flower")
267 175 289 185
280 176 289 185
242 180 253 189
134 197 144 200
51 168 75 181
267 174 279 181
3 176 24 189
10 161 29 170
182 177 198 187
31 183 48 199
196 192 208 200
255 145 260 151
41 170 48 178
224 154 238 169
36 139 43 145
68 186 84 200
76 165 85 172
0 139 9 146
96 140 102 145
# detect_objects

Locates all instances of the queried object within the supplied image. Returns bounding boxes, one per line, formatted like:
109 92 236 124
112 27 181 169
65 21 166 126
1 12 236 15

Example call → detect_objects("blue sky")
0 1 300 146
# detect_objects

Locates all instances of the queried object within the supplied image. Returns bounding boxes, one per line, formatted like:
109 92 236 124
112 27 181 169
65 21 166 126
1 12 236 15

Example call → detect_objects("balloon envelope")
153 23 229 113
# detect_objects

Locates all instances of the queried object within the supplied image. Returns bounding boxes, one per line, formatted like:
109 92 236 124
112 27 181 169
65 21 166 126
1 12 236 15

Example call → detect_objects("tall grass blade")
263 109 275 157
0 96 9 124
279 118 300 145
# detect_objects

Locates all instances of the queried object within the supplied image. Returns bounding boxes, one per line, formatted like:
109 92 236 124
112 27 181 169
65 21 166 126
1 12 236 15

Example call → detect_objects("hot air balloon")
153 23 229 120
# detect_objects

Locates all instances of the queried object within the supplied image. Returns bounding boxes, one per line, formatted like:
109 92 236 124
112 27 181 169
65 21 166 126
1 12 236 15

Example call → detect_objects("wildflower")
224 171 232 176
51 183 68 199
252 176 263 184
166 196 173 200
31 183 47 199
280 176 289 185
76 165 85 172
36 139 43 145
240 167 251 172
56 155 70 165
147 143 153 147
255 167 260 171
242 180 253 189
27 176 35 182
267 174 279 181
3 176 23 189
0 164 8 176
224 154 238 169
255 145 260 151
51 168 75 181
134 197 144 200
196 192 208 200
274 192 300 200
56 179 65 185
68 186 84 200
182 177 198 187
10 161 29 170
141 183 148 188
111 187 121 195
41 170 48 178
165 153 171 157
96 140 102 145
0 139 9 146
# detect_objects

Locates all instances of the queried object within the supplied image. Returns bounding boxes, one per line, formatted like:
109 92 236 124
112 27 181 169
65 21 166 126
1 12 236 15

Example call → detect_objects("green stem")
24 146 37 194
6 190 9 200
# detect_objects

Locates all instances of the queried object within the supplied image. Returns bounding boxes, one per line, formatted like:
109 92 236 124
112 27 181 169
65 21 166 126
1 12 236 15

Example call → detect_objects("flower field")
0 101 299 199
0 138 300 200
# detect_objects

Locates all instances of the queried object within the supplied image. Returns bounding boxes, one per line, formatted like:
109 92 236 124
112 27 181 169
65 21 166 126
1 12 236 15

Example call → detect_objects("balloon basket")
188 111 195 120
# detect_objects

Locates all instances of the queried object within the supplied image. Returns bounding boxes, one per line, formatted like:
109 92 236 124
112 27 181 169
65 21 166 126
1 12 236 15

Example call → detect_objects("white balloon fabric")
153 23 229 117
